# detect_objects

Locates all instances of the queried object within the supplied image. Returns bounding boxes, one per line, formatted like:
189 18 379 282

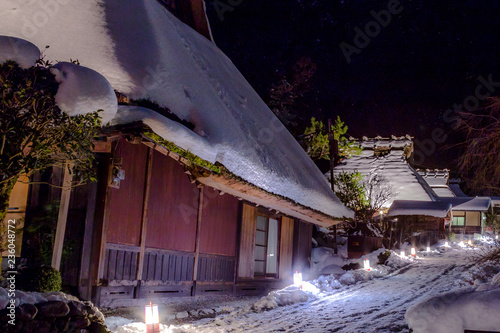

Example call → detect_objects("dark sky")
205 0 500 171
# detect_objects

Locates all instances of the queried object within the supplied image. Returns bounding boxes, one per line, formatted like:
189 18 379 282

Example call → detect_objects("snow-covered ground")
106 241 500 333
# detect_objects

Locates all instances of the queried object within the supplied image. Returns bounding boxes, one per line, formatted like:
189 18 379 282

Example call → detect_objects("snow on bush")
0 35 40 68
50 61 117 124
0 287 79 309
405 286 500 333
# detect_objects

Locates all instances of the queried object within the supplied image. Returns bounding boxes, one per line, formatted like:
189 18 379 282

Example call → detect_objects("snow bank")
50 62 118 124
251 284 317 312
111 105 217 163
0 35 40 68
405 287 500 333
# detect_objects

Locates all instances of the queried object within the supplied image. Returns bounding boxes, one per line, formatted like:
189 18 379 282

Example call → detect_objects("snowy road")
183 250 472 333
109 248 483 333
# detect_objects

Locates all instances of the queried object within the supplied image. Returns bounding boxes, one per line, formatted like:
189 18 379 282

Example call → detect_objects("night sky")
205 0 500 171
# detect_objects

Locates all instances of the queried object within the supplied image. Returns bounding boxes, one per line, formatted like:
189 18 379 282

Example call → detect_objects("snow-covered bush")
0 60 101 252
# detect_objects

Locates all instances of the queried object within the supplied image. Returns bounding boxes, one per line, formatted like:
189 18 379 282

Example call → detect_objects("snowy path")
108 248 482 333
182 251 472 333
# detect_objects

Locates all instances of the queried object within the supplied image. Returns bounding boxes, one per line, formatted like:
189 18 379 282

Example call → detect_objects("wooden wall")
292 220 312 272
146 150 198 252
279 217 294 281
106 140 148 246
238 204 257 278
199 187 239 256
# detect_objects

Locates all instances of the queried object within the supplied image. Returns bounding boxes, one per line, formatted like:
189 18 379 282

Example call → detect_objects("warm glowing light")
364 258 370 271
410 248 416 257
426 246 431 252
400 251 406 258
444 241 449 247
145 303 160 333
468 240 472 246
496 235 499 240
293 271 303 287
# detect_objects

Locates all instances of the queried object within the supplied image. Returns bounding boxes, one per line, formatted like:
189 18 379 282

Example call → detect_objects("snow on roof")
332 146 436 204
0 36 40 68
387 200 452 218
0 0 353 220
449 179 468 197
437 197 491 211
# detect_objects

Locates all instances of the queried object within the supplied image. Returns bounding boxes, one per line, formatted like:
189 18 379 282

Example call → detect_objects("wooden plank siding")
292 220 313 272
199 187 239 256
197 254 235 282
279 217 294 281
141 249 195 282
103 244 140 282
145 150 198 252
237 204 258 278
105 139 149 246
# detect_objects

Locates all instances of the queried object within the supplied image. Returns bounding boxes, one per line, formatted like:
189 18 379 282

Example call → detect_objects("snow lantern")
145 303 160 333
496 235 499 240
400 251 406 258
468 240 472 246
364 258 370 271
426 246 430 252
293 271 303 287
444 241 449 247
410 248 416 257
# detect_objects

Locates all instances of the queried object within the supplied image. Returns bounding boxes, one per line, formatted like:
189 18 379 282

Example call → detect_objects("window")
254 215 279 277
452 216 465 226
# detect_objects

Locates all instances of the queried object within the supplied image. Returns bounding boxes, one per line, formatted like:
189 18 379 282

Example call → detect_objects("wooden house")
0 0 353 307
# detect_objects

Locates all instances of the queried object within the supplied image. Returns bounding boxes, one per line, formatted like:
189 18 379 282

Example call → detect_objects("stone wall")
0 296 110 333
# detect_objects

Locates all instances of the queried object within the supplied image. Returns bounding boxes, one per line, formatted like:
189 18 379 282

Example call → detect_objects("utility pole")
328 118 339 254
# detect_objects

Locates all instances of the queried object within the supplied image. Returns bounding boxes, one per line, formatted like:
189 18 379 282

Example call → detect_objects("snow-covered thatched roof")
332 136 437 205
417 169 456 197
387 200 452 218
0 0 353 224
437 197 491 212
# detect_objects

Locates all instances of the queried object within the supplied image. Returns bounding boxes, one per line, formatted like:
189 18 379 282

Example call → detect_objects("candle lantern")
410 247 416 257
400 251 405 258
145 303 160 333
364 258 370 271
293 271 303 287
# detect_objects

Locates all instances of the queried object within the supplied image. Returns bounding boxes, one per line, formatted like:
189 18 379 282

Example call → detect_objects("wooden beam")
78 180 98 300
192 185 204 284
136 147 154 281
51 165 73 271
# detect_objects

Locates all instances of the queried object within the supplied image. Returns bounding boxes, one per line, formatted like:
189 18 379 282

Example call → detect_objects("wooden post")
136 147 154 281
51 165 73 271
192 185 204 290
328 118 338 254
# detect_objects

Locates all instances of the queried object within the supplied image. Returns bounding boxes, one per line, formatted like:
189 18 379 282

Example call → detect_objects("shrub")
378 250 391 265
21 266 62 292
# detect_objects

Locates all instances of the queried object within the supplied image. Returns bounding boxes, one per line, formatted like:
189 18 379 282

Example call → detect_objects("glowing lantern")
444 241 448 247
410 247 416 257
468 240 472 246
364 258 370 271
400 251 406 258
145 303 160 333
426 246 431 252
293 271 303 287
496 235 499 240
